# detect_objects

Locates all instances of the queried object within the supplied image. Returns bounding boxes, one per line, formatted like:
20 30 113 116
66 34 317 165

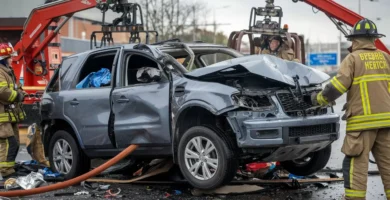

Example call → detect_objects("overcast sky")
11 0 390 45
72 0 390 45
198 0 390 44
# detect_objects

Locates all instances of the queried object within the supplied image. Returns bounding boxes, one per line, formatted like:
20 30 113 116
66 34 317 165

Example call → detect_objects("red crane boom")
302 0 389 54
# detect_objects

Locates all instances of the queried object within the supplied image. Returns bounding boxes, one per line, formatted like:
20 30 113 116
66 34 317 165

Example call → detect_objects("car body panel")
40 43 339 163
62 88 113 148
185 54 330 87
111 81 171 148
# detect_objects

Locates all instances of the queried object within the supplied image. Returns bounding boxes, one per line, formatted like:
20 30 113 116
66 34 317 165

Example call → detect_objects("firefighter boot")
0 136 19 177
342 130 377 200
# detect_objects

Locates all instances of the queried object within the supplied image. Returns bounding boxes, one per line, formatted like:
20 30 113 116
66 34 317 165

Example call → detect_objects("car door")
110 51 171 148
63 49 120 149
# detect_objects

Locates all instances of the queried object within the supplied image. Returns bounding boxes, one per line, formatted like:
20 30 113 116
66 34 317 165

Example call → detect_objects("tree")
136 0 209 41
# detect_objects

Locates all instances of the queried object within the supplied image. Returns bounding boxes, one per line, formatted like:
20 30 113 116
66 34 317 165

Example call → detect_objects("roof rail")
151 38 181 45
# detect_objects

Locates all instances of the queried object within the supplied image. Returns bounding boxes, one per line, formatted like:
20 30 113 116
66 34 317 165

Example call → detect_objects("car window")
200 53 234 66
73 51 117 89
46 57 77 92
46 68 60 93
125 54 165 87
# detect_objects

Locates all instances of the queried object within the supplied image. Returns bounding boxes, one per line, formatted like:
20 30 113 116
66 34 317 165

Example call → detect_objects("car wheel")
280 144 332 176
48 130 90 179
177 126 238 189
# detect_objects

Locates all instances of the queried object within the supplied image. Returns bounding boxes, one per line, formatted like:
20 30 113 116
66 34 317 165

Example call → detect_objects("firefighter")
0 43 26 177
260 35 300 62
310 19 390 200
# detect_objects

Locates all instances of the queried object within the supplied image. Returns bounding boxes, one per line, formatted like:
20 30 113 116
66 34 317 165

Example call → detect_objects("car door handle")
116 97 130 103
70 99 79 106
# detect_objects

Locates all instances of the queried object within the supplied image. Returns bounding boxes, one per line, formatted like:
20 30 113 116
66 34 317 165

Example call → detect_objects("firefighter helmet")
346 18 385 39
0 43 17 60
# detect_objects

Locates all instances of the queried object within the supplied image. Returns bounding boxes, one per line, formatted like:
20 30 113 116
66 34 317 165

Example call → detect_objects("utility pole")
192 5 196 41
337 31 341 68
213 5 230 63
146 0 149 29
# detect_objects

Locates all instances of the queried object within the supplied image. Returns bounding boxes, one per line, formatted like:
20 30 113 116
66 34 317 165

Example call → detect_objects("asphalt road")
11 93 387 200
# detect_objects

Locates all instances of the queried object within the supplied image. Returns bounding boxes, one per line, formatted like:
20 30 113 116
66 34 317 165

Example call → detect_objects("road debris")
26 124 50 167
191 185 264 196
81 181 110 191
87 159 173 184
15 172 46 190
54 190 90 197
4 178 19 190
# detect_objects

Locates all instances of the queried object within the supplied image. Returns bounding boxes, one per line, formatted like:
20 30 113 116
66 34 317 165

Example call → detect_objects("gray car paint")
41 43 338 160
185 54 331 87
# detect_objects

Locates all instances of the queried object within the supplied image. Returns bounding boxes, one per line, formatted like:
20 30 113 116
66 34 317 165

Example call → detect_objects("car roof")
66 42 231 59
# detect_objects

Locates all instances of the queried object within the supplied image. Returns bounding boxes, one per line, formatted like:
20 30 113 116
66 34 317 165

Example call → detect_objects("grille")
289 123 336 137
277 92 327 117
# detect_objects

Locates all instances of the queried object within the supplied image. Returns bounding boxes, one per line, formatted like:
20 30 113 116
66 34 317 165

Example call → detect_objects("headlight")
231 94 273 110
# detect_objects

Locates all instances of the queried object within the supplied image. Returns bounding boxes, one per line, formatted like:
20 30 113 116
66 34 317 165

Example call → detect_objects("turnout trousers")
342 128 390 200
0 123 19 177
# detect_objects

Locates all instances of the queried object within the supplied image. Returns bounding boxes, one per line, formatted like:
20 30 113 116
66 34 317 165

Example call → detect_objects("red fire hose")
0 144 138 197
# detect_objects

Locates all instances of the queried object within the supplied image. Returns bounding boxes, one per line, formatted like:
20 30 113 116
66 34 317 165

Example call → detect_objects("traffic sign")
309 53 338 66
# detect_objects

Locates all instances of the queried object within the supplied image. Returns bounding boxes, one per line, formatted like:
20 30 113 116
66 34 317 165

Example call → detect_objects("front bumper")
227 112 340 148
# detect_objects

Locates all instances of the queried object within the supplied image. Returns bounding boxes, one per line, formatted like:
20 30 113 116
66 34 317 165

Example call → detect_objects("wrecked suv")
40 42 339 189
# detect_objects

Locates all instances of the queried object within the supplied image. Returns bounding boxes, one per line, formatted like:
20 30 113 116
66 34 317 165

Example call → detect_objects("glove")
15 91 25 102
310 91 336 107
310 92 319 106
342 103 348 111
341 103 349 120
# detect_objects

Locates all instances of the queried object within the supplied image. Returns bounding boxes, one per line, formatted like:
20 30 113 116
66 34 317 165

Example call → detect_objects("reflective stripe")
331 77 347 93
8 90 17 102
0 112 24 122
388 82 390 93
0 82 15 88
345 189 366 198
347 119 390 131
350 157 354 188
364 82 371 114
348 112 390 124
354 74 390 80
5 138 8 165
0 161 15 168
316 92 328 106
360 83 368 115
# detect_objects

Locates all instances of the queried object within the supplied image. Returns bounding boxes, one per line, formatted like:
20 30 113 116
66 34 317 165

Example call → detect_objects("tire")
280 144 332 176
48 130 90 180
177 126 238 190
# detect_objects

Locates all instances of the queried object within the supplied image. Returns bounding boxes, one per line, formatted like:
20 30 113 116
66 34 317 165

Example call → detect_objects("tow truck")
228 0 390 61
2 0 390 139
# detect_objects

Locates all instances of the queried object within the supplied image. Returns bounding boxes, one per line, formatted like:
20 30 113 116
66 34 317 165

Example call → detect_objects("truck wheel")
177 126 238 190
48 130 90 180
280 144 332 176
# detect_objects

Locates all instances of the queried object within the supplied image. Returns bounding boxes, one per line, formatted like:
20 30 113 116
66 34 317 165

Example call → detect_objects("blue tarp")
76 68 111 89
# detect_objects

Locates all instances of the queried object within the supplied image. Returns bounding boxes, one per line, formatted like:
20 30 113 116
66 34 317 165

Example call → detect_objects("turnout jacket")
317 37 390 132
0 64 25 126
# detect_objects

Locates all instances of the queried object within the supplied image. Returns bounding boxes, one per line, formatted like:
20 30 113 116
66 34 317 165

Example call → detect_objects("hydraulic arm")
298 0 390 54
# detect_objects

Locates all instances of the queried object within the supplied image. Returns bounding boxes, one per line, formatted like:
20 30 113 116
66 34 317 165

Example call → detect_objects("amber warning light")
283 24 289 31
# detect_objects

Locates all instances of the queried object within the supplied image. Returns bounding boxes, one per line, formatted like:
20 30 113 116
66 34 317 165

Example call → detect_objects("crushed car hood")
185 55 330 87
